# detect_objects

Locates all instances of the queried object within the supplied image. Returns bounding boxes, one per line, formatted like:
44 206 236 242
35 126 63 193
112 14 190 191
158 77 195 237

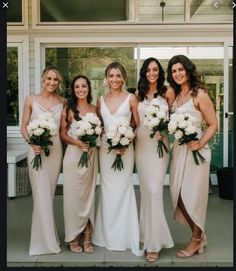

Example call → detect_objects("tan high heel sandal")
176 237 204 258
146 252 159 263
68 239 83 253
83 231 94 253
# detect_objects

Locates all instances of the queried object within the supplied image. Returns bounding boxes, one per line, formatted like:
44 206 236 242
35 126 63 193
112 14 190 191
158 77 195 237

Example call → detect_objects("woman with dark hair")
60 75 98 253
135 57 175 262
92 62 143 256
167 55 217 258
21 66 65 255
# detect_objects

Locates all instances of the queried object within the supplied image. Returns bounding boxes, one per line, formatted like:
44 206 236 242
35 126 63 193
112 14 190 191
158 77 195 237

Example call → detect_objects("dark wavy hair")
167 55 207 97
65 75 92 128
137 57 167 102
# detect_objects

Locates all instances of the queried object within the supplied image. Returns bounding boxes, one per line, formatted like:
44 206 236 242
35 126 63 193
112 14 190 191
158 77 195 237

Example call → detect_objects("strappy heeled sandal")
176 237 204 258
146 252 159 263
83 231 94 253
68 239 83 253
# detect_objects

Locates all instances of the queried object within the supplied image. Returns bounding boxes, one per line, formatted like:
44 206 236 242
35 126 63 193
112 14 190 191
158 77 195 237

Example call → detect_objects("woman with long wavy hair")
135 57 175 262
60 75 98 254
167 55 217 258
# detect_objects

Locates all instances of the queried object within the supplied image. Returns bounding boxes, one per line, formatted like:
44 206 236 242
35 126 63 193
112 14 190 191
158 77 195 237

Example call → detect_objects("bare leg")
83 220 94 253
176 194 204 257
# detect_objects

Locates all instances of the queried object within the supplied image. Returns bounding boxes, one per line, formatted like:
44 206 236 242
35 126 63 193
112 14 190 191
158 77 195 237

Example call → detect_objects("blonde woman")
21 66 65 256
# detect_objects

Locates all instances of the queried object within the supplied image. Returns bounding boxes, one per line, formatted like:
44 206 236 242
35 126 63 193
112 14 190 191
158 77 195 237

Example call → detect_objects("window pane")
45 47 136 103
40 0 127 22
7 0 22 23
228 47 233 167
7 47 19 126
190 1 233 23
138 0 185 22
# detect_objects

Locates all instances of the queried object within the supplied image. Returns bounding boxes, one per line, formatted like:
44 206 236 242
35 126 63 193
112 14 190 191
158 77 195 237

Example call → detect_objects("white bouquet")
106 116 135 171
168 112 206 165
27 112 57 170
74 113 102 168
144 98 169 158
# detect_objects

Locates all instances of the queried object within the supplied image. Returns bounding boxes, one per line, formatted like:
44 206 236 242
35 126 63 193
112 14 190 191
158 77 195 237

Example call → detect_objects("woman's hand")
187 140 202 151
78 140 90 152
155 131 164 141
116 147 126 155
31 144 43 155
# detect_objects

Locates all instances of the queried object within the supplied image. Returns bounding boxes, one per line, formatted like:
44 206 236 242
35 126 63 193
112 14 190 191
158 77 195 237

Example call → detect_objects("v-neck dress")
169 98 211 240
28 95 63 256
92 94 143 256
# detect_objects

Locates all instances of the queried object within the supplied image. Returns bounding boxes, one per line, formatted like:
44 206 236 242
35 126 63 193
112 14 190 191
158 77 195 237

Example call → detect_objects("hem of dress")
29 248 61 256
92 240 144 256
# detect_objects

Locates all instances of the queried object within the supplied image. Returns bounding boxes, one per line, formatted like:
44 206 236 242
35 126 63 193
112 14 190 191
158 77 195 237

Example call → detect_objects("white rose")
75 128 85 137
95 126 102 135
175 129 183 140
176 114 185 122
118 125 127 135
146 105 156 115
185 125 196 135
125 129 134 139
80 122 92 131
33 128 45 136
39 112 53 121
156 110 166 120
168 122 177 134
178 120 187 129
120 137 130 146
49 129 57 136
106 131 116 139
111 137 120 146
150 117 160 127
86 128 94 135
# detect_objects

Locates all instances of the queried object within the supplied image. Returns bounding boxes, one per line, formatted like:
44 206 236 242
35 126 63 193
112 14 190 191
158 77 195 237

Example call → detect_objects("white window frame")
32 0 233 30
7 0 28 30
7 36 30 138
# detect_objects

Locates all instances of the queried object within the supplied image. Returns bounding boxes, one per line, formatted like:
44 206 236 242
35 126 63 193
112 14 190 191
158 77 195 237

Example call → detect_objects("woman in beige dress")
60 75 98 253
21 67 65 256
135 57 175 262
167 55 218 257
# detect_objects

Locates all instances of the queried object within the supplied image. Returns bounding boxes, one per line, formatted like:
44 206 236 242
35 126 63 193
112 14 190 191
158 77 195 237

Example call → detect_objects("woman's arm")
59 108 89 151
20 95 32 142
187 90 218 151
165 86 176 109
21 96 42 154
130 94 140 129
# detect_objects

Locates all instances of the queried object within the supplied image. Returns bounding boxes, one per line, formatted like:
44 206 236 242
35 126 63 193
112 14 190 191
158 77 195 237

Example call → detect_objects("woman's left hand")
155 131 163 140
187 140 202 151
116 147 126 155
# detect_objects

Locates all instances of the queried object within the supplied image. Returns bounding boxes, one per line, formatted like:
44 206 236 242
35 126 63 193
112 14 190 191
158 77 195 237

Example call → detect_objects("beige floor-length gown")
169 98 211 237
135 95 174 252
63 119 98 243
92 94 143 256
28 95 63 256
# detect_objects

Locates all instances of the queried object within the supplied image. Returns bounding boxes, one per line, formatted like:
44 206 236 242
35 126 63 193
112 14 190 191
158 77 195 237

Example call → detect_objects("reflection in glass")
45 47 137 104
7 47 19 126
7 0 22 23
228 47 233 167
40 0 127 22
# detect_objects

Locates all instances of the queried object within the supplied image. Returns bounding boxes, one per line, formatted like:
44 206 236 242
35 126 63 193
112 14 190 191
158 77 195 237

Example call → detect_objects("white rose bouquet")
168 112 206 165
27 112 57 170
74 113 102 168
106 117 135 171
144 98 169 158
